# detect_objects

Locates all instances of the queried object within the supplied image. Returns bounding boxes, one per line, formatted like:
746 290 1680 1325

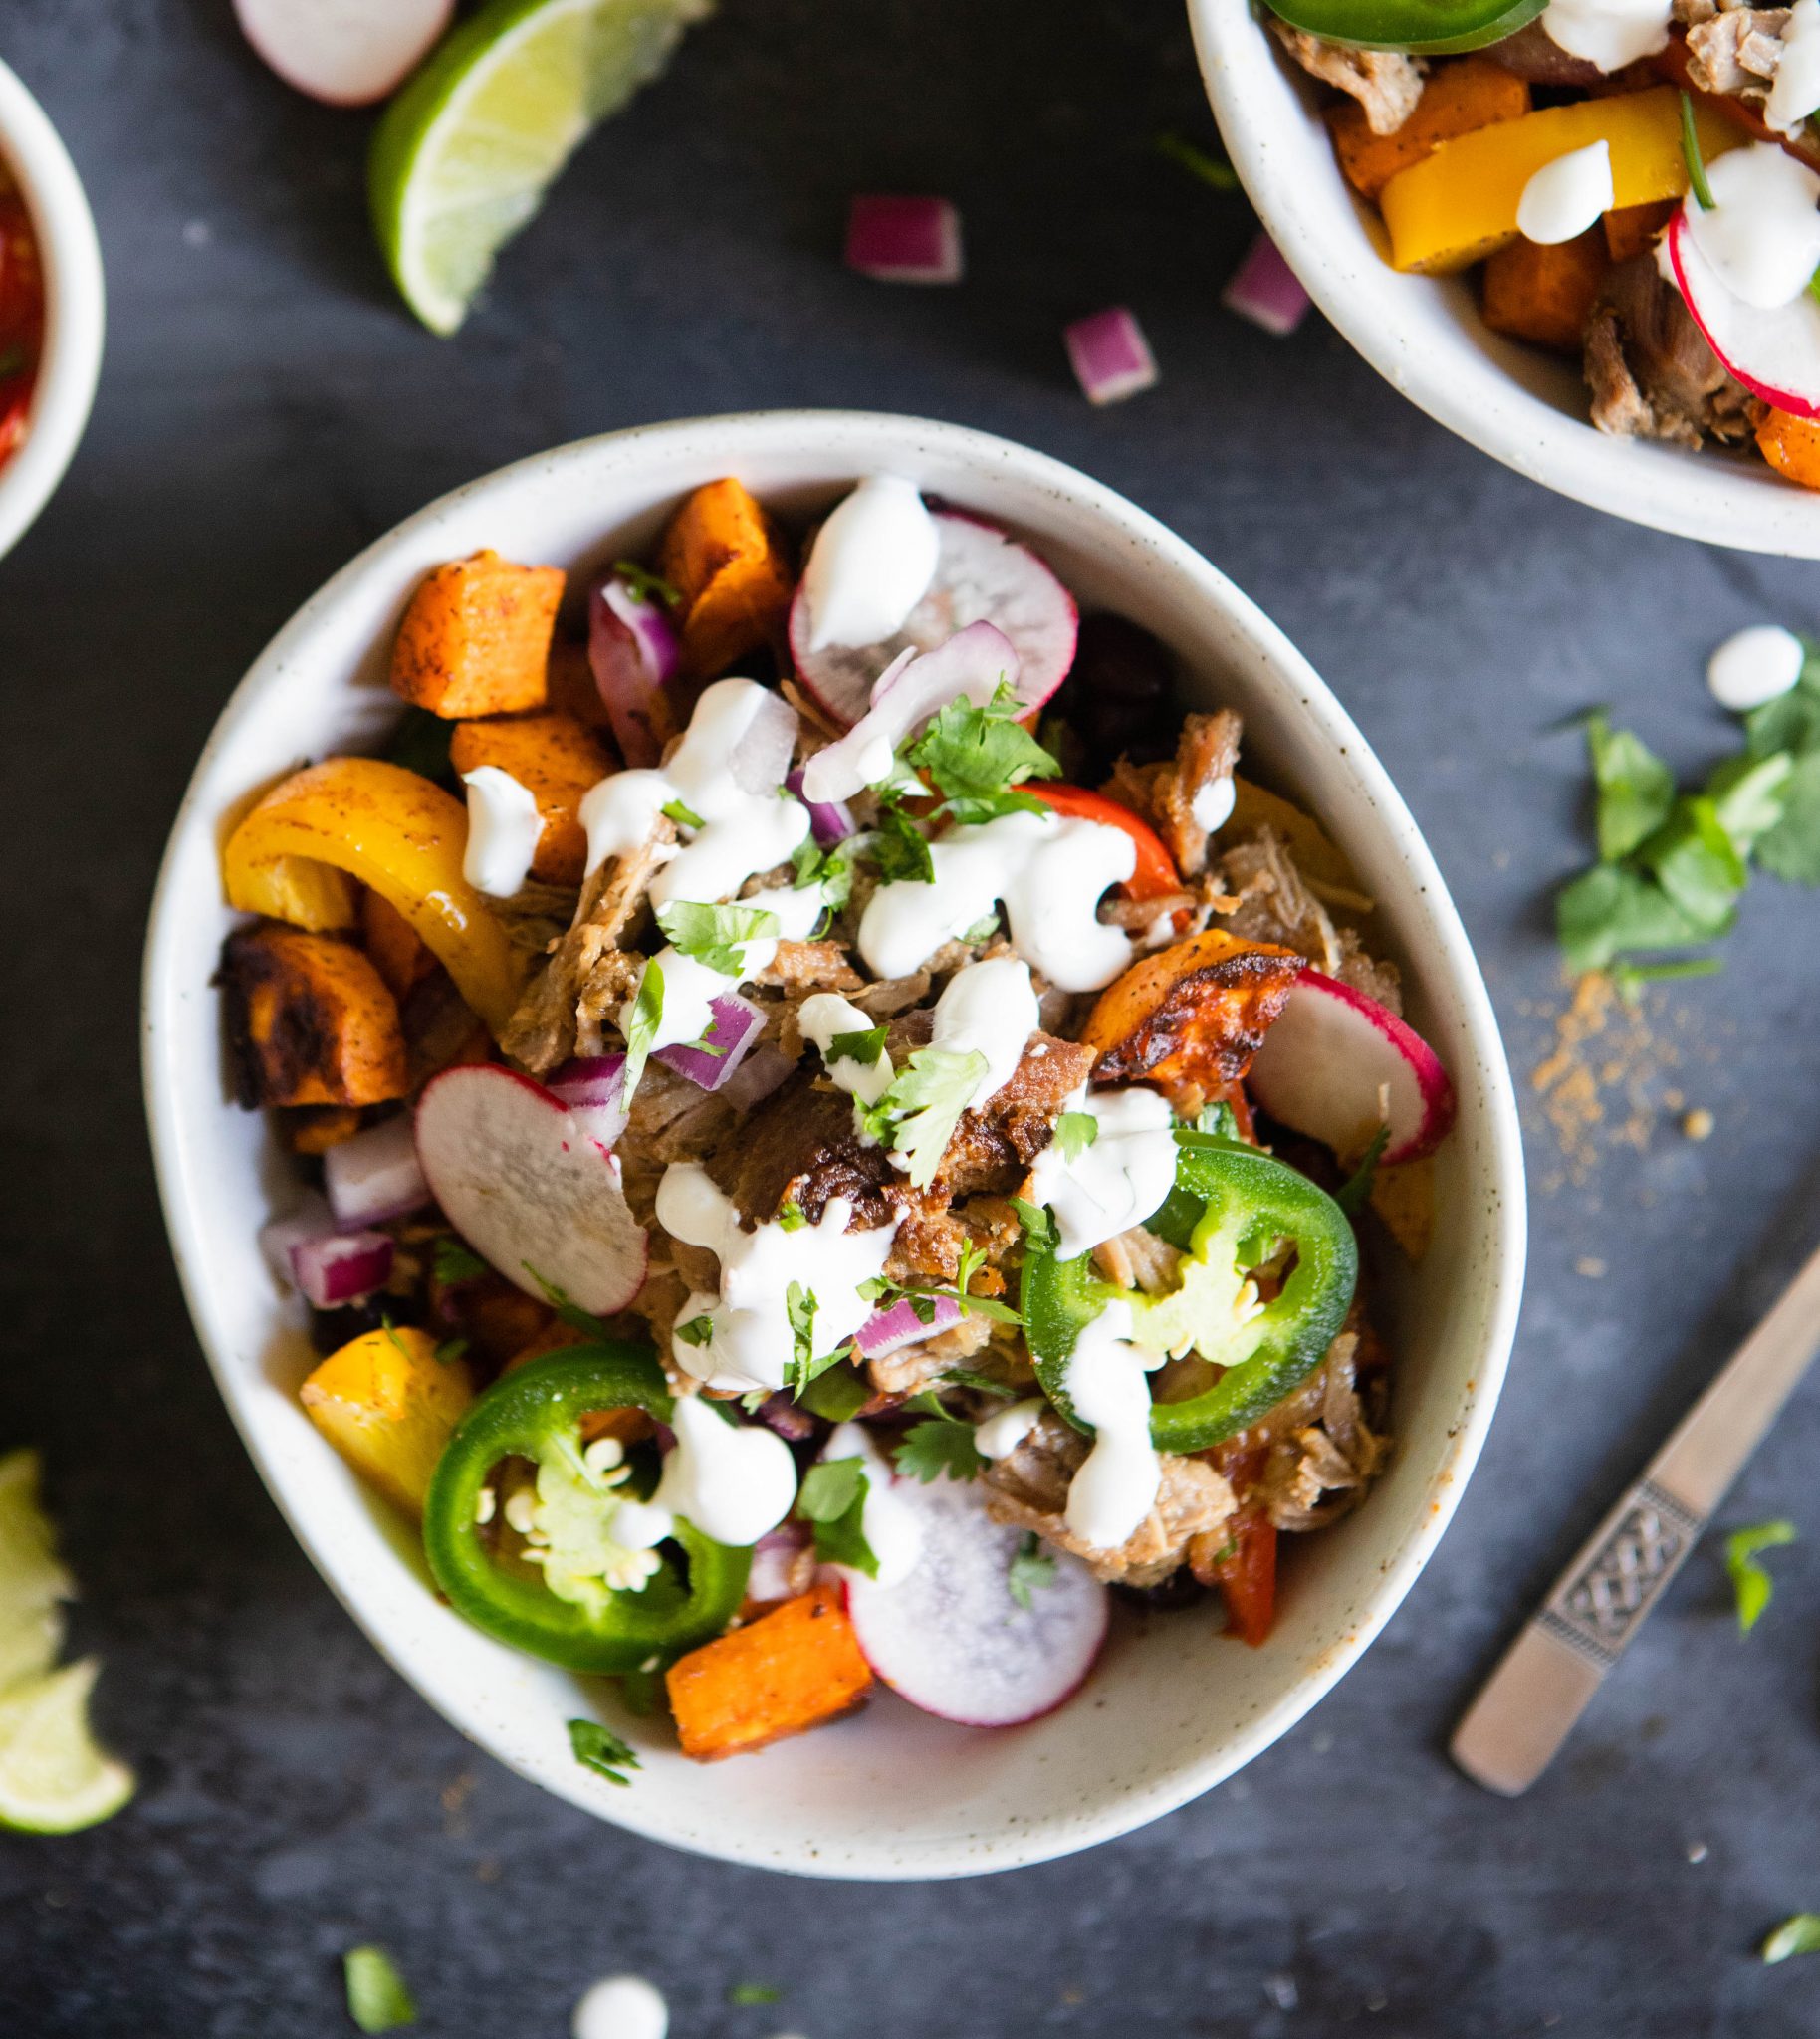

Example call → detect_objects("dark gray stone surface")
4 0 1820 2031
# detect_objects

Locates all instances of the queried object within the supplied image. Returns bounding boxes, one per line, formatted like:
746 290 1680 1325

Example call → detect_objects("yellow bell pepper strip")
222 757 525 1034
301 1325 475 1516
1379 87 1740 274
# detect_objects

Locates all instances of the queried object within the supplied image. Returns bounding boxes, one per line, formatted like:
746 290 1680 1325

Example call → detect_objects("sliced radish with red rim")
1667 209 1820 422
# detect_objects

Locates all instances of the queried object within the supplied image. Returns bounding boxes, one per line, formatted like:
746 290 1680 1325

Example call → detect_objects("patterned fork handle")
1452 1236 1820 1797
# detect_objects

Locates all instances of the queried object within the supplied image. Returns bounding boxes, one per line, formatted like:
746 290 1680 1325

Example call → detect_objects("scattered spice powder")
1683 1107 1715 1142
1528 972 1676 1186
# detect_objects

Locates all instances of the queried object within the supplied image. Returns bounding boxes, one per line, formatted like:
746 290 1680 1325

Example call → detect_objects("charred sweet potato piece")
222 923 408 1109
284 1105 363 1154
1757 408 1820 491
667 1583 872 1760
390 549 565 718
360 888 437 1002
1481 227 1609 352
1328 57 1530 201
1603 199 1676 264
1083 930 1304 1093
448 710 613 885
656 478 795 678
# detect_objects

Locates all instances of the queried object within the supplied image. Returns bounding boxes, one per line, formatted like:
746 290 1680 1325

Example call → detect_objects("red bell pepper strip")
1212 1509 1277 1648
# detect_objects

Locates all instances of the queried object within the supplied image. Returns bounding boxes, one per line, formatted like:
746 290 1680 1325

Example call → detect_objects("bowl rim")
1187 0 1820 558
0 56 105 564
141 409 1527 1876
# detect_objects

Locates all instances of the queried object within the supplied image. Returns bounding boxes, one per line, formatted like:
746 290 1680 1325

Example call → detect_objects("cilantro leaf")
612 558 682 611
908 682 1061 810
1008 1530 1057 1610
941 1365 1020 1398
1762 1915 1820 1964
797 1457 877 1574
858 1046 988 1189
1335 1123 1390 1218
894 1416 985 1484
798 1363 873 1422
826 1024 887 1066
1195 1100 1241 1141
791 834 857 911
785 1282 819 1398
1725 1518 1797 1633
432 1236 488 1285
728 1984 784 2007
522 1266 611 1342
432 1336 470 1366
1054 1111 1099 1164
674 1314 714 1348
343 1947 416 2033
1753 751 1820 885
1706 751 1792 858
870 801 936 884
777 1200 808 1232
661 796 705 830
655 900 781 977
568 1716 641 1787
1555 864 1708 976
1584 712 1675 862
1743 638 1820 755
622 960 664 1094
961 910 1001 945
1637 795 1747 934
1156 128 1241 192
1611 956 1723 1004
1010 1197 1057 1251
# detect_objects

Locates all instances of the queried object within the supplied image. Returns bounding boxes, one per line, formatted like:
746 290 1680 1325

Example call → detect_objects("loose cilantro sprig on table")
568 1716 641 1787
1725 1519 1797 1633
344 1947 416 2034
796 1456 878 1574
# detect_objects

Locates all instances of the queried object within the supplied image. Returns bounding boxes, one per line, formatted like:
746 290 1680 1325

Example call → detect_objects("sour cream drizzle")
1062 1299 1164 1551
460 767 543 896
1027 1086 1180 1260
798 990 894 1105
1516 138 1614 245
612 1391 796 1551
975 1396 1046 1460
1541 0 1672 72
823 1421 925 1587
655 1164 899 1395
1769 0 1820 137
800 474 940 651
1682 142 1820 309
920 955 1037 1108
858 807 1137 991
629 878 829 1060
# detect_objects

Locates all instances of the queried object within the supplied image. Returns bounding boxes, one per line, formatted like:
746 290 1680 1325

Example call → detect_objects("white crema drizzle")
611 1391 796 1551
1026 1085 1181 1260
799 474 940 651
461 766 544 896
823 1421 926 1587
1062 1299 1164 1551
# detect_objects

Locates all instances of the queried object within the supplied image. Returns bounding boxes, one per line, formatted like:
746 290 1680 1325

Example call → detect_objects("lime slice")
370 0 713 335
0 1450 73 1696
0 1659 134 1834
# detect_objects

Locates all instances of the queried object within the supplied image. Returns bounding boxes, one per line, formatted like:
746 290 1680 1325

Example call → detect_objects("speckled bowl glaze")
142 412 1525 1879
0 57 103 563
1189 0 1820 557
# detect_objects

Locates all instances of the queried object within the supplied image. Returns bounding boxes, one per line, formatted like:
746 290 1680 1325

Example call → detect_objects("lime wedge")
370 0 713 335
0 1450 73 1697
0 1659 134 1834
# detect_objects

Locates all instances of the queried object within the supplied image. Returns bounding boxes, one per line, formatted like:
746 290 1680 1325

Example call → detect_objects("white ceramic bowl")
0 58 103 563
1190 0 1820 557
142 411 1525 1879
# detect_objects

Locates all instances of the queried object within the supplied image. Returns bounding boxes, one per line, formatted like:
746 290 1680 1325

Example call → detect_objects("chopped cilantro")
941 1366 1019 1398
798 1363 873 1422
1680 91 1715 211
1762 1915 1820 1964
1010 1197 1057 1250
621 960 664 1094
1335 1124 1390 1218
870 800 936 884
654 900 781 977
785 1281 819 1397
791 834 857 910
614 1667 662 1716
1155 128 1241 192
894 1416 985 1484
777 1200 808 1232
1008 1531 1058 1609
858 1046 988 1189
1194 1100 1241 1141
661 796 705 830
674 1314 715 1348
432 1236 488 1285
568 1716 641 1787
1725 1519 1797 1633
343 1946 416 2033
1054 1111 1099 1164
521 1265 611 1341
907 681 1060 822
826 1024 888 1067
728 1983 784 2006
612 558 682 610
796 1456 877 1574
432 1336 470 1366
961 910 1001 946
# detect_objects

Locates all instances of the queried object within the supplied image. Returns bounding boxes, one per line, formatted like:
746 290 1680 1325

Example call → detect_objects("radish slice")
232 0 452 108
843 1472 1108 1727
1246 970 1456 1167
323 1115 430 1232
414 1065 648 1314
1667 209 1820 421
790 511 1077 731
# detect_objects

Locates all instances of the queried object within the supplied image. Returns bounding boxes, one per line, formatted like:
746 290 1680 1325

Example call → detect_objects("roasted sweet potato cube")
1083 930 1304 1094
1602 198 1676 263
448 711 613 886
301 1325 473 1515
360 888 437 1002
1327 57 1530 201
1480 227 1610 352
284 1104 363 1155
667 1583 872 1760
222 923 408 1109
1757 408 1820 490
655 478 795 678
545 633 616 732
390 549 566 718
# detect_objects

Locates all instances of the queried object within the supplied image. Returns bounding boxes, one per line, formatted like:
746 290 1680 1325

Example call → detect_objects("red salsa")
0 163 43 472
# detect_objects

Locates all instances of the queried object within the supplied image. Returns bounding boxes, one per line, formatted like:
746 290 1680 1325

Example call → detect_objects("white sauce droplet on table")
460 767 544 896
1769 0 1820 136
1541 0 1672 72
1027 1086 1181 1259
572 1974 668 2039
1683 142 1820 310
823 1421 926 1586
1062 1300 1164 1551
798 991 895 1106
612 1392 797 1551
1516 139 1614 245
1707 623 1806 711
801 475 940 651
975 1396 1046 1461
655 1164 899 1394
858 807 1136 990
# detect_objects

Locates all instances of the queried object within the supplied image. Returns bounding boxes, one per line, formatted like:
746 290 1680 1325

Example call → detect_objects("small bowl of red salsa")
0 58 103 561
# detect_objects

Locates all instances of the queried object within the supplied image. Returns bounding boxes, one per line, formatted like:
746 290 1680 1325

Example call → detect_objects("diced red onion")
262 1200 394 1309
1222 232 1311 338
654 993 765 1091
548 1053 630 1152
786 766 856 845
844 195 964 285
754 1395 818 1442
323 1114 430 1232
588 572 680 768
748 1521 811 1601
1063 306 1158 406
718 1041 795 1113
853 1292 964 1360
729 685 799 795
